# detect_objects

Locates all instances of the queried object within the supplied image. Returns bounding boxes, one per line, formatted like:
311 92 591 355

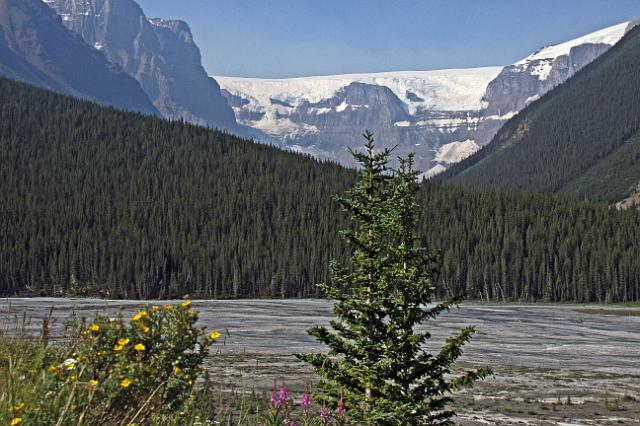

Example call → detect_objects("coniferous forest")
1 77 640 302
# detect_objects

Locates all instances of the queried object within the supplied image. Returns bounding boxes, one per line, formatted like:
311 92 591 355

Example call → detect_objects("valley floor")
2 298 639 424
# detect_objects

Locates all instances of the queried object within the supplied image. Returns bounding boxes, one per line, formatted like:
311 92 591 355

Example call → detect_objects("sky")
135 0 640 78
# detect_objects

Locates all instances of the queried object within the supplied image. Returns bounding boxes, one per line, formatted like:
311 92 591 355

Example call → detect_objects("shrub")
0 299 220 425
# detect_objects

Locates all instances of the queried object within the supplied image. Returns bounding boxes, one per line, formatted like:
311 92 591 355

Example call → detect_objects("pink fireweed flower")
300 391 311 408
279 383 290 402
269 390 279 410
320 406 332 423
337 394 346 416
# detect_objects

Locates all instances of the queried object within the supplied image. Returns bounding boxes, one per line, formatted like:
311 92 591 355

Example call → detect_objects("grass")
573 308 640 316
619 301 640 308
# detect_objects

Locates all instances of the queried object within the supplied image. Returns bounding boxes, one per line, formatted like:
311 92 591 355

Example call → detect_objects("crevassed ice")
216 67 503 114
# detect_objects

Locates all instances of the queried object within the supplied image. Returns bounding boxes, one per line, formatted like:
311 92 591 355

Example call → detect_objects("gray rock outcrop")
48 0 237 131
0 0 158 114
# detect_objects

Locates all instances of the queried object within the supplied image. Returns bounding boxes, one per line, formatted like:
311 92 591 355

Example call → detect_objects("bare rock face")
0 0 157 114
289 82 435 166
47 0 237 131
615 183 640 210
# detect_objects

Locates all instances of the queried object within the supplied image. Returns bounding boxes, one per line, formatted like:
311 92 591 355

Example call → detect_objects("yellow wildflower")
10 418 23 425
131 311 148 321
13 402 25 412
209 330 221 341
117 338 130 346
181 300 192 308
89 323 100 332
173 366 183 376
151 305 160 311
134 343 146 352
48 365 58 373
163 305 173 311
114 344 124 351
89 380 99 387
121 378 132 388
70 375 77 382
138 324 150 333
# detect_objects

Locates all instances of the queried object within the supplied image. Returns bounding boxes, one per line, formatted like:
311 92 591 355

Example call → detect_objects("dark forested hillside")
441 25 640 205
419 184 640 303
0 77 355 299
1 77 639 302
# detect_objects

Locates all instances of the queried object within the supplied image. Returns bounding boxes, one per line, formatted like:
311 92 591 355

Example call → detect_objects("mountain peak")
0 0 158 114
517 21 629 65
47 0 238 131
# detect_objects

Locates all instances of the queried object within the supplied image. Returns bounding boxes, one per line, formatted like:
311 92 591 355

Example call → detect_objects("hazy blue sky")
135 0 640 78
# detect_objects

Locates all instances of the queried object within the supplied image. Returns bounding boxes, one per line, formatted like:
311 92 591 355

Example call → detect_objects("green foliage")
0 300 221 425
561 133 640 203
419 182 640 303
297 133 490 425
0 76 639 302
443 25 640 203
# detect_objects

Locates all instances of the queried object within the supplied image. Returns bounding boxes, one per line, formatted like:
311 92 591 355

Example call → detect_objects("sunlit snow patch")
517 21 628 65
419 165 447 181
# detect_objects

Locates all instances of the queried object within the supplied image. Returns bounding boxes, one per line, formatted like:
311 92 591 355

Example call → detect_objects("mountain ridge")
1 75 639 302
47 0 238 131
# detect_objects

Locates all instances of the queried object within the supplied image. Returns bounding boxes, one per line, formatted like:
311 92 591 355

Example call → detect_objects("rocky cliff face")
47 0 237 131
616 183 640 210
219 21 633 172
0 0 157 114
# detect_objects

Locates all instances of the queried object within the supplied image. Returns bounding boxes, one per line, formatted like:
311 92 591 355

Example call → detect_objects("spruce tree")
297 132 491 425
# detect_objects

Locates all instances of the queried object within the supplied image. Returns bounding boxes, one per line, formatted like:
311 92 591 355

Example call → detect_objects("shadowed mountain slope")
0 0 157 115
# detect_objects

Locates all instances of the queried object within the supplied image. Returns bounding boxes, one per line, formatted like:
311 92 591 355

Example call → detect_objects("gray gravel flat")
2 298 639 373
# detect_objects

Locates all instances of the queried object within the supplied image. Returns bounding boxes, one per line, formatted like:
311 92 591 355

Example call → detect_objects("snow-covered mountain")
218 20 635 172
219 68 500 168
